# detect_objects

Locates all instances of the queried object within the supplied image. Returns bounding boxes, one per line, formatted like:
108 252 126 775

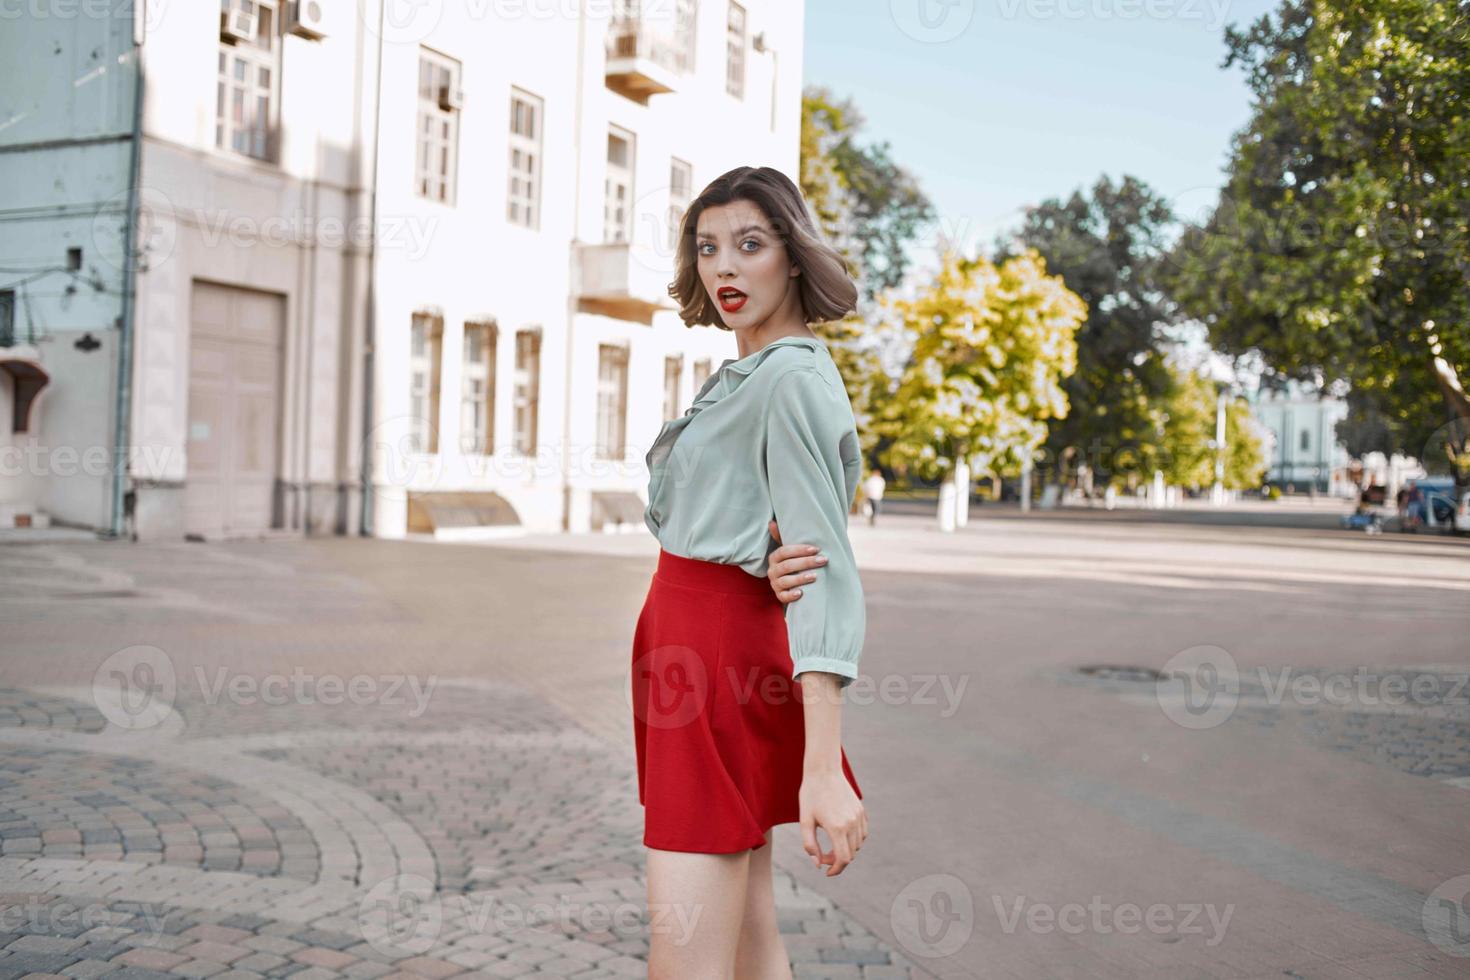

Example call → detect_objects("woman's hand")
766 519 826 604
798 767 867 876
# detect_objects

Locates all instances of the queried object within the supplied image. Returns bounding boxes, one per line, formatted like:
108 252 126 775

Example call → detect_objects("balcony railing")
605 16 692 103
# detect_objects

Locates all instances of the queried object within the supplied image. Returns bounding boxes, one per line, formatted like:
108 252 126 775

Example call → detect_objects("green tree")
996 175 1180 491
799 87 935 474
1167 0 1470 491
799 86 935 306
873 247 1085 485
1152 370 1269 491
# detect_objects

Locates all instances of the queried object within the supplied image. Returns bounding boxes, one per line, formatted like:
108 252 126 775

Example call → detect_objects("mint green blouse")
643 335 865 689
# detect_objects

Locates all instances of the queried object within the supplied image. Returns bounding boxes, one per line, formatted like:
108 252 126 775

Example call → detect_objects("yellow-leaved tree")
874 247 1085 486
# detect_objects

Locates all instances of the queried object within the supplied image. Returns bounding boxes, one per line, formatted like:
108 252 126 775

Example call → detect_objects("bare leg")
734 831 793 980
646 845 751 979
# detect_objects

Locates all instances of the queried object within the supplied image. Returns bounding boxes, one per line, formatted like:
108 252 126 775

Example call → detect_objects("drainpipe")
560 1 587 532
109 4 147 538
358 0 386 536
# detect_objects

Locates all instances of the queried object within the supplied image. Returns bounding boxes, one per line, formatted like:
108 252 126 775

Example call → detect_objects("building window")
216 0 279 160
667 157 692 252
416 49 462 204
604 128 634 244
663 355 683 422
596 343 630 459
409 312 443 454
507 89 543 229
726 2 745 100
1300 429 1310 452
676 0 698 72
0 290 14 348
692 357 712 394
513 328 541 456
461 320 497 455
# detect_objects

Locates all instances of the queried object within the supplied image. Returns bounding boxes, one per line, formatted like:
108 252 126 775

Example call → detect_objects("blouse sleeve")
763 368 865 690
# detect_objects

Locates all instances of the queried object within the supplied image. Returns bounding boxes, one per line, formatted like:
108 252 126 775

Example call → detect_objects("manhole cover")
1076 664 1166 683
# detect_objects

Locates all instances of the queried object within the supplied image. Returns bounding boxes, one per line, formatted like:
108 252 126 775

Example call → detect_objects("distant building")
0 1 802 540
1246 381 1351 494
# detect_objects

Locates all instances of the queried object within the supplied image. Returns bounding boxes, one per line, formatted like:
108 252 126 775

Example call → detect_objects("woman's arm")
763 367 869 872
798 670 867 876
763 368 865 689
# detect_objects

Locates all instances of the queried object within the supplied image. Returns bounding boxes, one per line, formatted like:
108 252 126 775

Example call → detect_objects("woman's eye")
697 240 758 255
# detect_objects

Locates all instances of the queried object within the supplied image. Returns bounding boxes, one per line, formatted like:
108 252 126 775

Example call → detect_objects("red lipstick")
717 286 747 312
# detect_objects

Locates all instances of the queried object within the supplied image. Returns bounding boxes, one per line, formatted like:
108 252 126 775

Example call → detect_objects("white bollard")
938 479 956 532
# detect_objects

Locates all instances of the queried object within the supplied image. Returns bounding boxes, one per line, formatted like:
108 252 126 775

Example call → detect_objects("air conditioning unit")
438 85 464 112
220 1 258 44
287 0 327 40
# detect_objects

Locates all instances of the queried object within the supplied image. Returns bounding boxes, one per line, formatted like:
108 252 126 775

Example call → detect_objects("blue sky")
803 0 1280 279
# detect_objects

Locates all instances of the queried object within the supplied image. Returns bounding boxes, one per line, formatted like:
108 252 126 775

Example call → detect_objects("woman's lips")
718 289 747 312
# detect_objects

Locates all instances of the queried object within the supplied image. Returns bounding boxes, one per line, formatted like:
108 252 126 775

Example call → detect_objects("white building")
0 6 136 533
1 0 804 541
1246 380 1352 495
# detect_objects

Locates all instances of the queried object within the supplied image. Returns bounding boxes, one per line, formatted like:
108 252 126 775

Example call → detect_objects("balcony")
605 17 691 104
575 241 678 324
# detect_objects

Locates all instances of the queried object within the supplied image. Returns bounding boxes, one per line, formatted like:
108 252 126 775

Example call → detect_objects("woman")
633 166 869 979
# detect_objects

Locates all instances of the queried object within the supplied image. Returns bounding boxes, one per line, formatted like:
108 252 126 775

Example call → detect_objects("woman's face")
695 199 799 330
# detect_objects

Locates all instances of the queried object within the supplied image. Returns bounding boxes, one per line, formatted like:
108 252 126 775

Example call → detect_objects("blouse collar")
646 335 825 505
700 335 826 403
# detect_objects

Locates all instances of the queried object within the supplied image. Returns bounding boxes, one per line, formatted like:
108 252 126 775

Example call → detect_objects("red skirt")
631 547 862 853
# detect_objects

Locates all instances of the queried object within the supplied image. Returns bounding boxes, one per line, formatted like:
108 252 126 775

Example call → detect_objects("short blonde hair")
668 166 859 330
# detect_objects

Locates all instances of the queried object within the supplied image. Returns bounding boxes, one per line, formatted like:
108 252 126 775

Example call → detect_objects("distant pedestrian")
863 470 886 526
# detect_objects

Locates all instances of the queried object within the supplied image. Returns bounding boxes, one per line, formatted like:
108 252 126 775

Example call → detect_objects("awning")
406 490 521 534
0 355 49 434
591 490 646 530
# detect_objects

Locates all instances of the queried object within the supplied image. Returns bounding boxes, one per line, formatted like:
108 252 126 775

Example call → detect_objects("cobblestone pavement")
4 510 1470 980
0 542 919 979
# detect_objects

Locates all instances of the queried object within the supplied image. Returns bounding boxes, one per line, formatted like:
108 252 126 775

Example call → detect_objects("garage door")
184 282 285 538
